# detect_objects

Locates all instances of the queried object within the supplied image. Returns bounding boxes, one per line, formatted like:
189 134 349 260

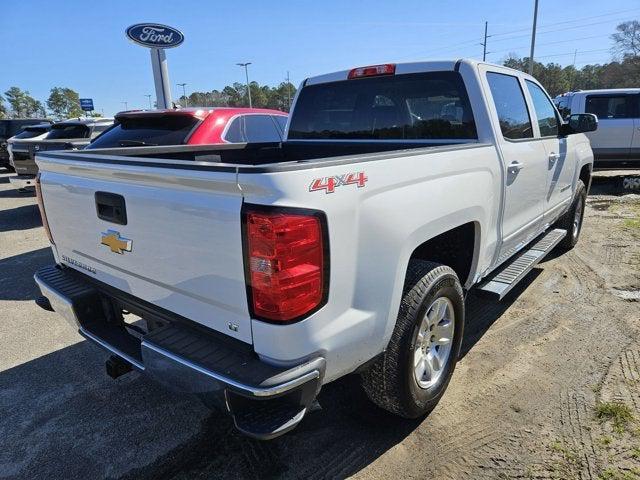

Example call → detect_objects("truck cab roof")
304 59 530 85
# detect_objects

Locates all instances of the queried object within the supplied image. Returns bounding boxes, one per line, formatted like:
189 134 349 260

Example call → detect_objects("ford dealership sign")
126 23 184 49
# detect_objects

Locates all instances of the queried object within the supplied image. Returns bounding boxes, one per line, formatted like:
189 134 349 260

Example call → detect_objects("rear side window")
87 115 199 148
244 115 281 142
525 80 559 137
486 72 533 140
46 124 90 139
288 71 477 140
585 95 635 120
272 115 287 134
13 127 49 139
223 115 282 143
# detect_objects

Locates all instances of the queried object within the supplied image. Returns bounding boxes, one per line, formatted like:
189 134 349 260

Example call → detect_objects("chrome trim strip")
80 327 146 371
141 341 319 397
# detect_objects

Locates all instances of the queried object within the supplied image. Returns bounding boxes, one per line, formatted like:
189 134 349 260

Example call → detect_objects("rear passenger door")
483 69 548 264
583 94 635 163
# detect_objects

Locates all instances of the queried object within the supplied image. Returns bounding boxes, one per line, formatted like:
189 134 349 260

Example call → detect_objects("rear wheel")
556 180 586 251
361 260 464 418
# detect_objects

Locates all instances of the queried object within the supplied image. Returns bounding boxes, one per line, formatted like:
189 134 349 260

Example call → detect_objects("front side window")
585 95 633 120
288 71 477 140
526 80 559 137
554 96 571 119
486 72 533 140
46 124 90 140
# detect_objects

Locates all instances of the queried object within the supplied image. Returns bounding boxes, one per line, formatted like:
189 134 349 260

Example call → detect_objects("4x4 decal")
309 172 368 194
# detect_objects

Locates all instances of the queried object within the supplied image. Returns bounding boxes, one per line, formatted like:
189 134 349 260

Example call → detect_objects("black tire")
361 260 464 418
555 179 586 251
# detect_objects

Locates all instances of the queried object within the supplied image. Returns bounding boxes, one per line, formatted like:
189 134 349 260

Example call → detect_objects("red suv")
86 108 288 149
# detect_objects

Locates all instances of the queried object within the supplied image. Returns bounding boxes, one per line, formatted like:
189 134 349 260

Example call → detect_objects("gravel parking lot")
0 169 638 480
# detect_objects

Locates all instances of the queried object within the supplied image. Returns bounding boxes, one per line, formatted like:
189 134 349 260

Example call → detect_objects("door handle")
508 161 524 174
548 152 560 167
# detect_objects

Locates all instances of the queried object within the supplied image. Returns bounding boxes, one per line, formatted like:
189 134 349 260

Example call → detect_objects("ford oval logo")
126 23 184 49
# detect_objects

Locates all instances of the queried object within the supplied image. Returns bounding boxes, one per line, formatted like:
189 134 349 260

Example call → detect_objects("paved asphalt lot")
0 168 638 479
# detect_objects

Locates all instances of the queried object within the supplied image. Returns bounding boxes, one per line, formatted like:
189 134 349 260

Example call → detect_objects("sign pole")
150 48 172 109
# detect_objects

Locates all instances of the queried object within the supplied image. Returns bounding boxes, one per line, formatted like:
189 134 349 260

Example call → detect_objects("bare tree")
611 20 640 58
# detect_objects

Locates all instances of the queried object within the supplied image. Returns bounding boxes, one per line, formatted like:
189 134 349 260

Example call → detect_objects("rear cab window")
486 72 533 140
87 115 199 148
46 124 90 140
288 71 477 140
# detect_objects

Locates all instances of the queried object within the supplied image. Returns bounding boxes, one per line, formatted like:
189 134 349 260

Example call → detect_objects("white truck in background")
554 88 639 169
33 59 596 439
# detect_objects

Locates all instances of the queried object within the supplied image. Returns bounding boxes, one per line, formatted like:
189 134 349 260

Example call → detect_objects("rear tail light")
243 206 328 323
348 63 396 79
35 173 55 245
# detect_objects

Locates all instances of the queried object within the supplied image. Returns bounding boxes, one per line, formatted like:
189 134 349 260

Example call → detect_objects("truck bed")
43 139 482 171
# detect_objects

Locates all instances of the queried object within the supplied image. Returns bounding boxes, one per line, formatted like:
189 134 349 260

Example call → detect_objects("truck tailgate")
37 153 252 343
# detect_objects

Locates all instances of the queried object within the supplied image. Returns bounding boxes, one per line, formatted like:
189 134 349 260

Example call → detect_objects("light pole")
145 94 152 109
479 21 491 62
236 62 252 108
528 0 539 74
177 83 188 107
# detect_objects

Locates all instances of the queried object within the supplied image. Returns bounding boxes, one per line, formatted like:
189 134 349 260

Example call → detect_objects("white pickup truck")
34 60 597 439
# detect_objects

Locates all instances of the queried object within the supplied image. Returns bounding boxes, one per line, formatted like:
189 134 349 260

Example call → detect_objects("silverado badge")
101 230 132 254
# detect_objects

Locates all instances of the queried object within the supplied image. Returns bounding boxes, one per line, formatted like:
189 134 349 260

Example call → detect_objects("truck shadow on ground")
0 188 36 199
0 247 53 300
0 204 41 232
1 252 541 480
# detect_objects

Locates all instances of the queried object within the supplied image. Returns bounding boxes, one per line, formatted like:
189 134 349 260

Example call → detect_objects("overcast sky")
1 0 638 116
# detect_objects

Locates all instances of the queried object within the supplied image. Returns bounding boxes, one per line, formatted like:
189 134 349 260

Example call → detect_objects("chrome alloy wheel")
573 194 584 239
413 297 455 389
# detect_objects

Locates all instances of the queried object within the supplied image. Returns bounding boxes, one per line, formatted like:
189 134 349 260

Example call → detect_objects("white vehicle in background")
554 88 640 169
34 59 596 439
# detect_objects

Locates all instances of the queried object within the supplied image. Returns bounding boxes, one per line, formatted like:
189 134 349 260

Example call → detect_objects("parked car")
34 59 596 440
85 107 288 149
0 118 51 170
9 117 114 189
7 123 53 167
554 88 639 169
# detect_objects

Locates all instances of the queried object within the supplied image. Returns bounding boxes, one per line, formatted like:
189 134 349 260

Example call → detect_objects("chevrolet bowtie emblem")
101 230 132 254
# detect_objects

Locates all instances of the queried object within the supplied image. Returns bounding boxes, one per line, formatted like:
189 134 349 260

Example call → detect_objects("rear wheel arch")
407 221 480 288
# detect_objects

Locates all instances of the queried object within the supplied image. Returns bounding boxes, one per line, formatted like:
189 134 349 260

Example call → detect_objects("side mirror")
560 113 598 135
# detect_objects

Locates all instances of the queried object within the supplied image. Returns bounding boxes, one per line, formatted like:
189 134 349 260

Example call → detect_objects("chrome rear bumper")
34 264 324 439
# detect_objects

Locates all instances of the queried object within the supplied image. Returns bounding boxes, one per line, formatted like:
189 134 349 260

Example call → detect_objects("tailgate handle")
95 192 127 225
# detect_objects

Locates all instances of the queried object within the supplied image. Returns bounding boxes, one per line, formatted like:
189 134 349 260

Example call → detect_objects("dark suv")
0 118 51 170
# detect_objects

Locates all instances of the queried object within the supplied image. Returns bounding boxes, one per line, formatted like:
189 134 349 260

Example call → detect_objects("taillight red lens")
35 173 55 245
348 63 396 79
244 208 326 322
